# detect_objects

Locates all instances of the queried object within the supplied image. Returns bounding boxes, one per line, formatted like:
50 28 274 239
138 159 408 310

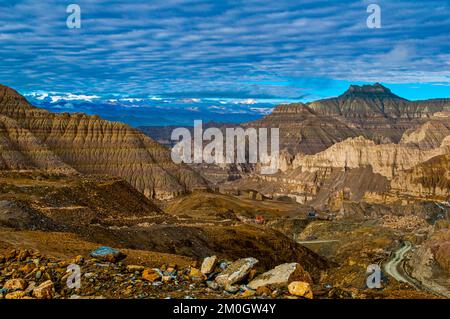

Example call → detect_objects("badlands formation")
0 83 449 299
0 84 207 200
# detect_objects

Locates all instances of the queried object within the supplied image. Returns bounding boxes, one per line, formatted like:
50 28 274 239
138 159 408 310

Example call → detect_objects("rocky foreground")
0 248 322 300
1 243 443 300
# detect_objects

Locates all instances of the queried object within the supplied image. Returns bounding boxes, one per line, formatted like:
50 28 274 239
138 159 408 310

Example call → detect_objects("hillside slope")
0 85 207 199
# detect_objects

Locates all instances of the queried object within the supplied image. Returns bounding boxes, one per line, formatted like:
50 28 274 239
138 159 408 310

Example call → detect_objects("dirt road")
384 241 413 284
384 241 450 298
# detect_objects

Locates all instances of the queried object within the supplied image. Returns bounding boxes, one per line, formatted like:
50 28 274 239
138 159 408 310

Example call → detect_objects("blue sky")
0 0 449 125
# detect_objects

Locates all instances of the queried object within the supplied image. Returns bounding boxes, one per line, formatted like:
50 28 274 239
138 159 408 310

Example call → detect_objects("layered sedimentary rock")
0 115 75 173
227 106 449 207
391 153 450 200
246 102 361 155
231 84 450 206
308 84 450 144
248 84 450 157
0 84 207 199
308 83 447 119
400 113 450 149
291 136 449 179
241 135 448 206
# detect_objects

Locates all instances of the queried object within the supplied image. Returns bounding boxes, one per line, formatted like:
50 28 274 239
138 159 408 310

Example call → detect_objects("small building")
255 215 265 224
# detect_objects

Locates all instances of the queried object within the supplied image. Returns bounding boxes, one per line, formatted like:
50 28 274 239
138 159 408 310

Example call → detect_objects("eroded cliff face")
246 135 448 206
400 113 450 149
0 85 207 199
0 115 76 173
291 136 449 179
244 84 450 159
236 84 450 206
391 153 450 200
246 102 362 155
225 91 449 207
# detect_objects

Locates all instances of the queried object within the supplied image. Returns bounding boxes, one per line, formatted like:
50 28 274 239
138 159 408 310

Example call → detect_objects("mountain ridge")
0 84 208 200
246 83 450 155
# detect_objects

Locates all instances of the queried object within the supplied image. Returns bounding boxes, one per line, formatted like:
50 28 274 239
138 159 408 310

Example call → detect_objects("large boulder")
32 280 54 299
215 258 258 287
248 262 312 290
90 246 126 263
4 278 27 291
201 256 218 275
5 291 26 299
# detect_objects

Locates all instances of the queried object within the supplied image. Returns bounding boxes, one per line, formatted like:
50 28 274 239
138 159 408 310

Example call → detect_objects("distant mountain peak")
342 83 394 95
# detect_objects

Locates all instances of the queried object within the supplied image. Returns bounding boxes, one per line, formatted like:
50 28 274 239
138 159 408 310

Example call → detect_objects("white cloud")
232 99 258 105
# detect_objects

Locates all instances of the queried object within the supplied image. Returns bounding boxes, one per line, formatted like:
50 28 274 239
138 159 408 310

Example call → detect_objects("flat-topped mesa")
308 83 413 119
308 83 450 121
343 83 398 96
0 84 208 200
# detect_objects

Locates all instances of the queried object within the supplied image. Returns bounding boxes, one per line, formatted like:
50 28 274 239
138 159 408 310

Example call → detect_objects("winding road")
384 241 413 284
384 241 450 298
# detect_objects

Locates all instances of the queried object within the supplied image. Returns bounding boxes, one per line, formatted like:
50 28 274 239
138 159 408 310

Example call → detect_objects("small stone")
74 255 84 265
256 286 272 296
89 246 126 263
215 258 258 287
24 281 36 295
142 269 161 282
241 289 256 298
4 278 27 291
0 288 8 297
224 285 239 294
162 275 174 283
32 280 54 299
165 266 177 276
288 281 314 299
5 291 26 299
218 261 231 270
126 265 145 272
17 250 30 262
206 281 220 290
189 267 206 281
20 263 36 274
201 256 218 275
